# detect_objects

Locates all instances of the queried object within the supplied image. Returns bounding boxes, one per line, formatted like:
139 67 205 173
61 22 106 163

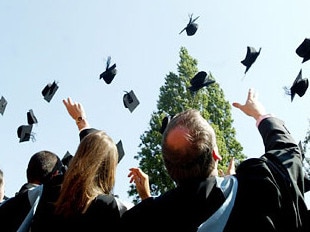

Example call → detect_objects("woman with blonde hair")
31 98 125 232
52 130 120 230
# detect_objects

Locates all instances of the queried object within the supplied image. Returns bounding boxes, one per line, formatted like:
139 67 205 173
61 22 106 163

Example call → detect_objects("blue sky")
1 0 310 206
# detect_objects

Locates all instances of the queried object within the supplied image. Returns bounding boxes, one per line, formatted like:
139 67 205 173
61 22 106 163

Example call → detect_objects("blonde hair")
162 109 216 184
55 131 118 217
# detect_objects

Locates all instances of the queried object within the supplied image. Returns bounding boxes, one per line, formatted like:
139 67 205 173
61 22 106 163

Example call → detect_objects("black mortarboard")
296 38 310 63
62 151 73 168
116 140 125 163
241 46 261 74
123 90 140 113
42 81 59 102
0 96 8 115
99 56 117 84
188 71 215 92
285 69 309 102
179 14 200 36
27 109 38 125
159 114 175 134
17 124 33 143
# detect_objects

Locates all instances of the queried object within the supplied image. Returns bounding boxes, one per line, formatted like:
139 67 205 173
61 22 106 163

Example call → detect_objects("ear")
212 149 222 161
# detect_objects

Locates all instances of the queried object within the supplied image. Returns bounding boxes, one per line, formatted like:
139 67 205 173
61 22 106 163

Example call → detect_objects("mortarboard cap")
27 109 38 125
17 124 33 143
241 46 261 74
0 96 8 115
188 71 215 92
42 81 59 102
62 151 73 168
123 90 140 113
159 114 175 134
296 38 310 63
99 56 117 84
179 14 200 36
285 69 309 102
116 140 125 163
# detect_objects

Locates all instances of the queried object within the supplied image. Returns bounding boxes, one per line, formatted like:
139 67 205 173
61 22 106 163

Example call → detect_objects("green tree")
128 47 246 203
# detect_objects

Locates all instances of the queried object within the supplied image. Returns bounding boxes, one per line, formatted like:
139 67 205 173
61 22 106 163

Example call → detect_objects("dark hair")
27 150 62 184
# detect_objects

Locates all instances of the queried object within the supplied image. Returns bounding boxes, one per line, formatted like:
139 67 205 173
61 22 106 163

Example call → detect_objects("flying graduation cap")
99 56 117 84
17 110 38 142
0 96 8 115
17 124 34 143
284 69 309 102
296 38 310 63
116 140 125 163
241 46 262 74
61 151 73 170
123 90 140 113
179 14 200 36
188 71 215 93
42 81 59 102
27 109 38 125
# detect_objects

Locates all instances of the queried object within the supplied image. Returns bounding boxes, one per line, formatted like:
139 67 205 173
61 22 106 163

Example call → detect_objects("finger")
228 157 235 169
232 102 242 109
248 88 255 100
62 99 68 107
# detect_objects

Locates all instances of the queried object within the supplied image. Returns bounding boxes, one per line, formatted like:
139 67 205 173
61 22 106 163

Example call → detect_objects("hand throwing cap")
188 71 215 92
42 81 59 102
27 109 38 125
179 14 200 36
296 38 310 63
241 46 261 74
116 140 125 163
285 69 309 102
123 90 140 113
17 124 33 142
99 56 117 84
0 96 8 115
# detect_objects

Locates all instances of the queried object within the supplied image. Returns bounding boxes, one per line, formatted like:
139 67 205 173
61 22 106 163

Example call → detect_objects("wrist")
75 116 86 124
75 116 90 131
256 114 273 127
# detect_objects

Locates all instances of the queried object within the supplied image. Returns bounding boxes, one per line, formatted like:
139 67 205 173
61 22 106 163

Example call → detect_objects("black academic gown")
0 128 102 232
120 117 310 232
31 128 122 232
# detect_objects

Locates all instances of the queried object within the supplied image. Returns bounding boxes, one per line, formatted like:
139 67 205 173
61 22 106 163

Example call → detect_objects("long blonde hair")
54 131 118 217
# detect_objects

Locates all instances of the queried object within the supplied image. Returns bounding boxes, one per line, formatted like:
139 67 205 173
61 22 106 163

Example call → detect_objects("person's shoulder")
94 194 118 205
236 157 271 178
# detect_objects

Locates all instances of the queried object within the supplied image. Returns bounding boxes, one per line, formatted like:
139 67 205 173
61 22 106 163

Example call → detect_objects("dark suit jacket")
120 117 310 232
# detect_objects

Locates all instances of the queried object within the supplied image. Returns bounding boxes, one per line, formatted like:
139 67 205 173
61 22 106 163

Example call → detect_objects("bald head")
161 109 217 184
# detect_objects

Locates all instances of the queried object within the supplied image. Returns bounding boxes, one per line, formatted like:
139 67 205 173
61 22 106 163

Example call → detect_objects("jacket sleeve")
258 117 304 190
79 128 99 141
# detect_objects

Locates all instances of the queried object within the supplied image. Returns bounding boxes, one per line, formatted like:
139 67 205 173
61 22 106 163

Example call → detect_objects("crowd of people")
0 88 309 232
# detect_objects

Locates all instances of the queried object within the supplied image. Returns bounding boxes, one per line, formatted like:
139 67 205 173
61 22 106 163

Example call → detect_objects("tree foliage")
128 47 246 203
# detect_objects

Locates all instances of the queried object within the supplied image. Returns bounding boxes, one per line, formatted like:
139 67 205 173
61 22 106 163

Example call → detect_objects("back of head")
55 130 118 217
161 109 216 184
27 150 62 185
